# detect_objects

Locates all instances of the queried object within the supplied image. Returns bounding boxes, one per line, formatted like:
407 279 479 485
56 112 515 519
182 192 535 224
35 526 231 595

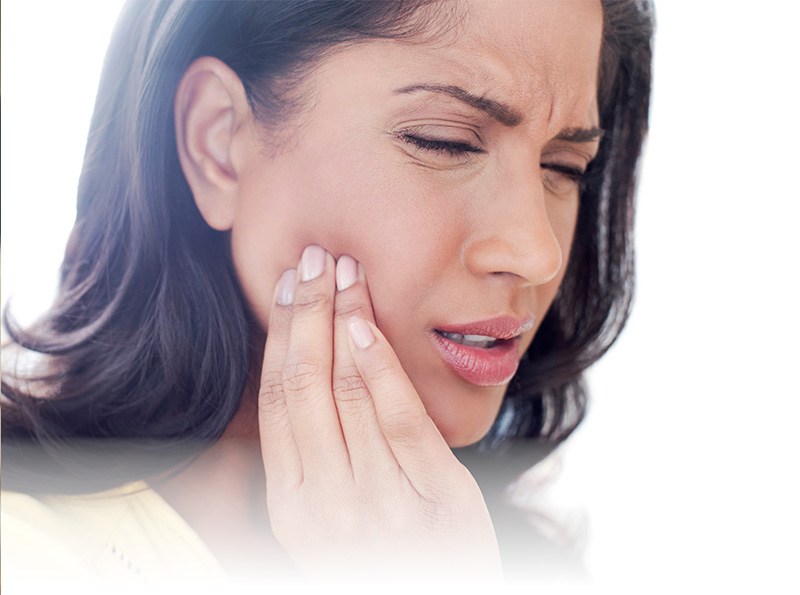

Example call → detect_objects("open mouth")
434 330 507 350
430 328 522 387
429 315 534 387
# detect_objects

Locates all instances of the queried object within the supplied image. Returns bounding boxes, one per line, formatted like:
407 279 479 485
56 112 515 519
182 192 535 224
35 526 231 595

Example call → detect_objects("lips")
430 315 534 387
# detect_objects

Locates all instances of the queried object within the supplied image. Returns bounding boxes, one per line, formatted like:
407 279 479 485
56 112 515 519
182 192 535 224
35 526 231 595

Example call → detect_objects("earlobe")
174 57 251 231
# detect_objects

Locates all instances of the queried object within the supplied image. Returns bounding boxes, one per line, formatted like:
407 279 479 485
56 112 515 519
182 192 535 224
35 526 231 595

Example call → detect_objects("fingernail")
276 269 296 305
347 316 375 349
300 245 326 282
336 255 358 291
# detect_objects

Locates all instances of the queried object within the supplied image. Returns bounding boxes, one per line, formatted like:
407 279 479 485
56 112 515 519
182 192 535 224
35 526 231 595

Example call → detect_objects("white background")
2 1 799 591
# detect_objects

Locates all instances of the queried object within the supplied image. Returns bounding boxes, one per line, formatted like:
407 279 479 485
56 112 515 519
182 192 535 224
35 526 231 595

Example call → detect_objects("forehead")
288 0 604 143
430 0 604 128
317 0 603 130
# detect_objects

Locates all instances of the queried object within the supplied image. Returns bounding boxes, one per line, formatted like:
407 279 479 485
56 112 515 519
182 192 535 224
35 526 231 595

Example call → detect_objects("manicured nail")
276 269 296 305
347 316 375 349
300 245 326 282
336 255 358 291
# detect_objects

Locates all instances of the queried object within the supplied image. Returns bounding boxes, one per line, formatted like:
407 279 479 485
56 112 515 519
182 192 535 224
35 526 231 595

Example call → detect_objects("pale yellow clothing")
1 481 227 583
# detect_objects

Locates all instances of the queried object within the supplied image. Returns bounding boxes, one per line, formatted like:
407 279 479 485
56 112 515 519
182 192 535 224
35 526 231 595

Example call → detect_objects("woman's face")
231 0 603 447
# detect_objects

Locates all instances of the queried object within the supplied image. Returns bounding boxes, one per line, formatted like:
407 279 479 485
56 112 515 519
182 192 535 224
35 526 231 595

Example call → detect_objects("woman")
2 0 653 582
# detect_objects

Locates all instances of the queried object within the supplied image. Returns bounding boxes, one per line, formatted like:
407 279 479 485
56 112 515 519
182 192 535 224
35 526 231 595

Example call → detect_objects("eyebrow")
555 127 605 143
394 84 604 142
394 84 523 127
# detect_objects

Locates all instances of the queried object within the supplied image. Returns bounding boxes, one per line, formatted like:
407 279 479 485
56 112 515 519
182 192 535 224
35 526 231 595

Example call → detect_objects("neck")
153 388 295 579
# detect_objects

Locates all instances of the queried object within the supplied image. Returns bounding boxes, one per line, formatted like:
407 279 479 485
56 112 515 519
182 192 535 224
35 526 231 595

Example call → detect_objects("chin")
444 433 486 449
431 398 503 449
398 344 509 449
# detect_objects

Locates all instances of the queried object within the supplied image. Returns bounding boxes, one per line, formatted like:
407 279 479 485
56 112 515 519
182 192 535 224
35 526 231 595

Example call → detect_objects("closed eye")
541 163 589 195
541 163 586 182
397 133 486 157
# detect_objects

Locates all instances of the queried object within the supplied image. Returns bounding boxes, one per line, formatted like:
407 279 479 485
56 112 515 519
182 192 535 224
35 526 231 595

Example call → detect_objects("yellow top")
1 481 228 583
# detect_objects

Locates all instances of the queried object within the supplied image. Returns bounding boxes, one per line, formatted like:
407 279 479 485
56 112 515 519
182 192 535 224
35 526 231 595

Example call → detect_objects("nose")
463 164 564 286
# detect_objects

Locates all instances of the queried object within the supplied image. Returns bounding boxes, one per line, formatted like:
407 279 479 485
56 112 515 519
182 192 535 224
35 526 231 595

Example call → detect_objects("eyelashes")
397 131 591 192
540 163 585 181
397 132 486 157
541 163 590 190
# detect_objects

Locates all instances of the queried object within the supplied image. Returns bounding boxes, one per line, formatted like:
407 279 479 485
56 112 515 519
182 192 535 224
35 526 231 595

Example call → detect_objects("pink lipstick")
430 315 534 387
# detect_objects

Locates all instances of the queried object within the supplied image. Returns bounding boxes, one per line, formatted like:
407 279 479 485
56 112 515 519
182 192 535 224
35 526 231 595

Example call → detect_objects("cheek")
229 172 328 329
229 141 453 331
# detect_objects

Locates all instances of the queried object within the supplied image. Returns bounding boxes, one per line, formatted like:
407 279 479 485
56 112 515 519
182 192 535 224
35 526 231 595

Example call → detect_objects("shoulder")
1 482 227 583
2 489 101 580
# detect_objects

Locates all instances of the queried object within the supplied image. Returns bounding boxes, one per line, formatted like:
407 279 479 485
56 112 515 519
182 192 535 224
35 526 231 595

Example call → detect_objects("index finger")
280 246 350 480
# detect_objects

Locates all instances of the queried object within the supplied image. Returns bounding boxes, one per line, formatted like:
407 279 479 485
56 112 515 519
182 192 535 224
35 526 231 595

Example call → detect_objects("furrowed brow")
394 84 523 127
555 127 605 143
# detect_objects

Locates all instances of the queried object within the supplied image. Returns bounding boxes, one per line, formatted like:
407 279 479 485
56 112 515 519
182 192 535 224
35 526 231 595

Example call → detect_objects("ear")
174 57 252 231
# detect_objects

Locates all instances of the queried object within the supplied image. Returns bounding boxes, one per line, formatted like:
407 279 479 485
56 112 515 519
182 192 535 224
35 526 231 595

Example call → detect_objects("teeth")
440 331 498 349
441 332 465 342
463 334 493 342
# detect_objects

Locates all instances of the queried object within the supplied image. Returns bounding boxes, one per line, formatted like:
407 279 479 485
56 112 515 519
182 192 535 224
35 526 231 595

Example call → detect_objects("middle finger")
332 255 398 484
282 245 350 480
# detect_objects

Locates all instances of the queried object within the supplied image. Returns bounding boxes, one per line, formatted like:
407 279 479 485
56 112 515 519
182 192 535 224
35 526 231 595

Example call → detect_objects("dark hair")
1 0 654 493
480 0 654 451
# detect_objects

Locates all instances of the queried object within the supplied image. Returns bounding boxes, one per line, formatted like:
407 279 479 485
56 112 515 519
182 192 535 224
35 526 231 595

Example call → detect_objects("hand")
258 245 503 580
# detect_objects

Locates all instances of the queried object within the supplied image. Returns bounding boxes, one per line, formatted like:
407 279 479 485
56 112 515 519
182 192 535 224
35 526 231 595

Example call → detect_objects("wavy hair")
2 0 653 493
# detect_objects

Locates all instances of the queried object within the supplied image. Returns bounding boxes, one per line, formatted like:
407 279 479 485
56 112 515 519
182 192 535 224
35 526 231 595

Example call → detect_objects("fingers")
280 246 351 479
259 246 351 493
258 269 303 490
260 245 452 498
331 256 397 482
346 317 462 493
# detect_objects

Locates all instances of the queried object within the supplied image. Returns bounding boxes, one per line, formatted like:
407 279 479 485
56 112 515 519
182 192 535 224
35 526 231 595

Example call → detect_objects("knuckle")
282 356 322 396
257 374 292 431
332 369 369 404
292 289 332 313
259 406 292 434
334 300 373 321
366 360 396 385
259 370 284 401
379 403 426 444
258 395 282 422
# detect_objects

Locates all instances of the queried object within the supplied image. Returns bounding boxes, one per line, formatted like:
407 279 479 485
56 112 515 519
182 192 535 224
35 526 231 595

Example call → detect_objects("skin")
168 0 603 579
